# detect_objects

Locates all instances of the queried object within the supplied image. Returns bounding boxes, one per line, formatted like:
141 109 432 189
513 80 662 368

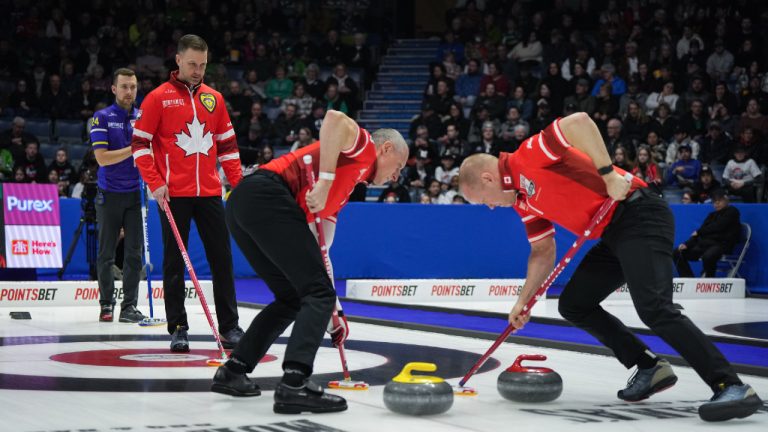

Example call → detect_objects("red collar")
364 160 378 184
169 70 202 93
497 153 517 193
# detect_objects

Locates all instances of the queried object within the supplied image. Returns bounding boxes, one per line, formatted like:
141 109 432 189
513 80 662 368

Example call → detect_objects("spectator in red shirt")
213 110 408 414
632 145 661 186
479 61 510 97
458 112 760 422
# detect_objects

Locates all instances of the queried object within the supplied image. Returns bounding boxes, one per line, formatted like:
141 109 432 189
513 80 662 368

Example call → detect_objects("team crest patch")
519 174 536 197
200 93 216 113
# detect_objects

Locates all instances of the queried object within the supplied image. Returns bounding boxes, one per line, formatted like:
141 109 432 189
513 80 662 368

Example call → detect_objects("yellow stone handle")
392 362 444 384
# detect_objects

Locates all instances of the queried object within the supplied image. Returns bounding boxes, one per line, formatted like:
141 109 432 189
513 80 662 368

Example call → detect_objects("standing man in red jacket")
131 34 244 352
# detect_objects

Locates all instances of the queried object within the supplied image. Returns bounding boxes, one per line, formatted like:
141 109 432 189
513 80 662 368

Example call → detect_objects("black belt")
604 186 661 236
625 187 652 203
252 169 292 195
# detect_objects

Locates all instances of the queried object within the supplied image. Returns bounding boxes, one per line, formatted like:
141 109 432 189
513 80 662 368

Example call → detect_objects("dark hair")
431 63 446 76
710 188 728 201
299 126 312 137
178 34 208 53
112 67 136 84
449 102 464 119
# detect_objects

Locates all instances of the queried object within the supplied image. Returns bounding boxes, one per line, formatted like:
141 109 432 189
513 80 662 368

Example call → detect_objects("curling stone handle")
507 354 554 373
393 362 444 384
515 354 547 365
401 362 437 376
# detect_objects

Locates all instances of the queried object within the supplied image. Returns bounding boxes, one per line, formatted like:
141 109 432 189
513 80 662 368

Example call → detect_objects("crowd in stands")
0 0 376 197
400 0 768 205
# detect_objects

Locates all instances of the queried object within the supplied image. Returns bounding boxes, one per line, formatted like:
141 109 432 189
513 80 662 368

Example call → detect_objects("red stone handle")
506 354 554 373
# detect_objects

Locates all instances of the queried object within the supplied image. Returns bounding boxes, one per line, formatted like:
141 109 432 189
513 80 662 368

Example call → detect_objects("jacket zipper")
187 87 200 197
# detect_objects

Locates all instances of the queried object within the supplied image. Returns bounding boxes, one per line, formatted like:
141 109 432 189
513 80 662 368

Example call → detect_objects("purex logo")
6 196 54 212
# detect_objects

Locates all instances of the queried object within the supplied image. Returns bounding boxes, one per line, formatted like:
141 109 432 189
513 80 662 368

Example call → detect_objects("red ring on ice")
50 349 277 367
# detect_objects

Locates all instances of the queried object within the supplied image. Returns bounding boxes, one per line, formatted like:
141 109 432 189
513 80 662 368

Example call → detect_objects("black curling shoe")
210 366 261 397
170 325 189 352
274 379 347 414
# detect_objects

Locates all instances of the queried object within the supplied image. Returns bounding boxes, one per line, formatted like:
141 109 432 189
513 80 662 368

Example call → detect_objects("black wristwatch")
597 165 614 176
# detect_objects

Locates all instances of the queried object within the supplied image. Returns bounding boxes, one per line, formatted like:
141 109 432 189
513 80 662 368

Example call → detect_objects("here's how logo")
4 226 63 268
11 240 29 255
11 239 56 256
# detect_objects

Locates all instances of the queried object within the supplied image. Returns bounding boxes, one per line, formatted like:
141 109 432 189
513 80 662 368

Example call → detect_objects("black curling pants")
158 196 239 335
558 190 741 392
226 170 335 374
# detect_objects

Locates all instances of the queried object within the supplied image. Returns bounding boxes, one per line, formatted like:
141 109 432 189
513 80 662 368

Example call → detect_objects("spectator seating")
39 143 60 161
66 144 89 162
25 118 53 144
717 222 752 280
54 120 86 146
662 188 684 204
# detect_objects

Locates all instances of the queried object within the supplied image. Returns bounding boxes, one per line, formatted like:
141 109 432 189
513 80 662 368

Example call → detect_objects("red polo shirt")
499 118 646 242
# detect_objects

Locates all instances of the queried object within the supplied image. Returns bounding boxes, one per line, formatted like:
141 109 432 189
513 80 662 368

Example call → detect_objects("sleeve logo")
200 93 216 113
519 174 536 197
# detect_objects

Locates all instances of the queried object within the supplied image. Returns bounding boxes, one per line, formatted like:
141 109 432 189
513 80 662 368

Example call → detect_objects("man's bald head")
459 153 499 192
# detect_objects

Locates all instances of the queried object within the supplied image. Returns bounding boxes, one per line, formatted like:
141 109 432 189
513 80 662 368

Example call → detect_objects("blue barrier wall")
48 200 768 294
42 199 239 281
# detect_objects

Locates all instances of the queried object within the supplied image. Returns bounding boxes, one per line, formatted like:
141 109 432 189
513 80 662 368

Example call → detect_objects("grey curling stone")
497 354 563 403
383 362 454 416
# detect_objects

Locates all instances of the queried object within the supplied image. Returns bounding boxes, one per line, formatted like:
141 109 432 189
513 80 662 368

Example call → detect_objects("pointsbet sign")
346 278 745 303
1 183 62 268
347 279 527 302
0 280 214 307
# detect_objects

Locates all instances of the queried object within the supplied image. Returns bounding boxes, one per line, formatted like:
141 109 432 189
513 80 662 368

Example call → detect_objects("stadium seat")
67 144 89 162
40 143 60 162
54 120 86 145
25 118 52 144
716 222 751 280
662 187 683 204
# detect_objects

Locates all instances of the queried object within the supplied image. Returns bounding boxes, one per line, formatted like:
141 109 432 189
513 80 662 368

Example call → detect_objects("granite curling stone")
497 354 563 403
383 362 454 415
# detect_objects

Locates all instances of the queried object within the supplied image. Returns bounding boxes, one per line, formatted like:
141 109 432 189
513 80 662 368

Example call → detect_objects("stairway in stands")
358 39 438 138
